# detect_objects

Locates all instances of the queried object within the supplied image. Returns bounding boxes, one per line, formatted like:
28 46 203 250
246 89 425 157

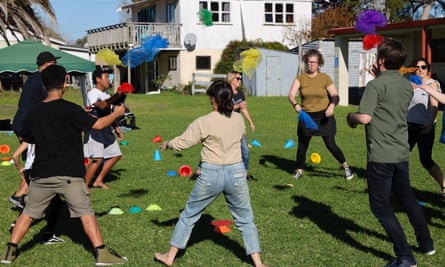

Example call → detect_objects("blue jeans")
366 162 433 262
241 135 250 170
170 162 261 255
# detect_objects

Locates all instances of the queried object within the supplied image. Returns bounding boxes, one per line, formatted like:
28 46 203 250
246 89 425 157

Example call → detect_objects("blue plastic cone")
251 139 262 147
284 139 295 149
153 149 161 161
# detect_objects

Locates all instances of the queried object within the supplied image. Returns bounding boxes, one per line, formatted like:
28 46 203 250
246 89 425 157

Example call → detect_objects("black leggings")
408 123 436 170
296 135 346 169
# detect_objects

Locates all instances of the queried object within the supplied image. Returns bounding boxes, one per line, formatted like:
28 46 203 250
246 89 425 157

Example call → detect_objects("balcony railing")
87 22 181 53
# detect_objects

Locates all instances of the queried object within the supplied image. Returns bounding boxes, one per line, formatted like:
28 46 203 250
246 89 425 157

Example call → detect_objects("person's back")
12 72 47 136
22 99 95 178
361 70 413 163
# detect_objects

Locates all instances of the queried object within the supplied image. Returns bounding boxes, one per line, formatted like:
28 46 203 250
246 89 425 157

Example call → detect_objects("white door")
266 56 281 96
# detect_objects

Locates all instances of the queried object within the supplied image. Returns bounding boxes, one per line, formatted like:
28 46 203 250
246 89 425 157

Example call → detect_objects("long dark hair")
207 80 233 117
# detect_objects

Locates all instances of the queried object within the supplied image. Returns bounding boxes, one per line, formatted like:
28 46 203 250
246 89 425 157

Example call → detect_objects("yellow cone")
310 153 321 164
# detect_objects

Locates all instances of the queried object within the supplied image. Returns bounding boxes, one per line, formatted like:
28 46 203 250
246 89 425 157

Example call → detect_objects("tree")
0 0 56 46
311 6 355 39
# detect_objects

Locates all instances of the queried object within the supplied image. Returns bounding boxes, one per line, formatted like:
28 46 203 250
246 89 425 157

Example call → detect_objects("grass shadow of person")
391 188 445 229
19 198 92 256
290 195 393 261
259 154 295 174
151 213 251 264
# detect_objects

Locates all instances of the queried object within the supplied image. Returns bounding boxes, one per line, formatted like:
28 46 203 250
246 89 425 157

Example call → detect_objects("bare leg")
341 162 349 168
80 214 104 247
92 156 121 189
154 246 179 266
16 179 28 197
9 214 33 244
85 158 102 187
250 252 268 267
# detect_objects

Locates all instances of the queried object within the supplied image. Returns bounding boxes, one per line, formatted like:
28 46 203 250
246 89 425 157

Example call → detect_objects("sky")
44 0 127 42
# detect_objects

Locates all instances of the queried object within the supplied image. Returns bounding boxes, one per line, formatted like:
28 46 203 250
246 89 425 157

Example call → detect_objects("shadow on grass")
151 214 251 264
393 188 445 229
20 200 93 257
118 188 149 198
290 195 393 261
103 168 125 184
259 154 295 173
259 154 367 179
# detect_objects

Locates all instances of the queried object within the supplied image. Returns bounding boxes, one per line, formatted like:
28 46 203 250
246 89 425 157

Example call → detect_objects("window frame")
199 1 231 24
264 2 294 25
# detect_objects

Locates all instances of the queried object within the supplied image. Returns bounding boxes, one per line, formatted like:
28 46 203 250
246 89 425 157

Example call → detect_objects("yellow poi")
233 48 262 79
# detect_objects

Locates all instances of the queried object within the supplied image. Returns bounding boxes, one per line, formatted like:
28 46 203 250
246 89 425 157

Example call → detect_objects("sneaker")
247 174 256 181
1 243 18 264
419 246 436 255
42 234 65 245
7 222 15 234
424 249 436 256
384 259 417 267
8 193 25 209
95 247 128 266
344 167 354 180
293 171 303 180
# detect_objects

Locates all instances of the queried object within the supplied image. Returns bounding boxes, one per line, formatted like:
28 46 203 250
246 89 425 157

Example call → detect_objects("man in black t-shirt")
1 65 128 266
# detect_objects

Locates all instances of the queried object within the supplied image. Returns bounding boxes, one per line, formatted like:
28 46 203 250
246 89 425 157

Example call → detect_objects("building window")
196 56 211 70
264 2 294 24
168 56 177 71
199 1 231 23
138 6 156 22
166 2 175 23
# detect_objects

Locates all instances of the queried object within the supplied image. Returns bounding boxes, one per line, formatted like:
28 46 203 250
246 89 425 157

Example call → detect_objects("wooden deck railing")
87 22 181 53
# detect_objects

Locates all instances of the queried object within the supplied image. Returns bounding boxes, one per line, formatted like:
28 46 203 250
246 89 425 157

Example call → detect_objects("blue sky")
46 0 126 42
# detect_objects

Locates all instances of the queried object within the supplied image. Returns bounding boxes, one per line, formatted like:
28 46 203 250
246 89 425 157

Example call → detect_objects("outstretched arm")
288 78 302 113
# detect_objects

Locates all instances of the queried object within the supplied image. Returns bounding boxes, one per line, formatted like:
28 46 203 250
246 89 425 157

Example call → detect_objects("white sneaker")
344 167 354 180
293 172 303 180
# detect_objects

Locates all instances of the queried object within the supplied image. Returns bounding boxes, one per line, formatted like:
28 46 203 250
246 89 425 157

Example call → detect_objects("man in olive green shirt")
347 38 434 267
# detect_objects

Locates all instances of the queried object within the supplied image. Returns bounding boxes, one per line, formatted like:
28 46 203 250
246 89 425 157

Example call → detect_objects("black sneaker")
384 258 417 267
41 234 65 245
1 243 18 264
8 193 25 209
7 222 15 234
246 174 257 181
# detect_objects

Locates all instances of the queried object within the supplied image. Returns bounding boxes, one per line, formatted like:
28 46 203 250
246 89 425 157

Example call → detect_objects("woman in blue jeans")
154 80 267 267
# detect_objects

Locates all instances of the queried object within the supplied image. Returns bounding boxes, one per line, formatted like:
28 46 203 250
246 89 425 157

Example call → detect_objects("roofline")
329 17 445 37
120 0 152 10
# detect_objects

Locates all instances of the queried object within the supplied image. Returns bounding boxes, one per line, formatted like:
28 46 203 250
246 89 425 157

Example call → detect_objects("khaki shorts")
84 137 121 159
23 176 94 219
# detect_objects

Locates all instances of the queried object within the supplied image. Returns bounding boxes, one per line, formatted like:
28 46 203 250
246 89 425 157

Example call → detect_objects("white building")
87 0 312 93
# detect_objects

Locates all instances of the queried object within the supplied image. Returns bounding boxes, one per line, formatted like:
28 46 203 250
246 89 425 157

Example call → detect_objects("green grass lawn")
0 89 443 266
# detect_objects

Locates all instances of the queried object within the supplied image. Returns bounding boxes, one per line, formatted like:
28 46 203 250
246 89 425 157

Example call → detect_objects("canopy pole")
80 74 88 108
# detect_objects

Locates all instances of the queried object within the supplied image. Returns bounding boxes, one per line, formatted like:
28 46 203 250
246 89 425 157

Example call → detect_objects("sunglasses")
416 65 428 70
235 77 242 81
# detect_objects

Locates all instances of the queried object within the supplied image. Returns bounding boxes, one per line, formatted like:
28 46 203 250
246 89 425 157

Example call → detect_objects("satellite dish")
184 33 197 52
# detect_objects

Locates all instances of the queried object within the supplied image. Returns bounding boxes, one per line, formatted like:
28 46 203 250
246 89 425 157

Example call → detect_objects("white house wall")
179 0 312 50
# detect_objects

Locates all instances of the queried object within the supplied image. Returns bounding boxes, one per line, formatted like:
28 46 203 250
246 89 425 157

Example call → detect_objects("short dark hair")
92 65 113 84
206 80 233 117
41 65 66 91
377 38 406 70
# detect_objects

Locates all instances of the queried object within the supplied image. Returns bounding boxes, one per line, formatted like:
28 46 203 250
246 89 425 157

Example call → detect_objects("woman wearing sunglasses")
407 57 445 197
